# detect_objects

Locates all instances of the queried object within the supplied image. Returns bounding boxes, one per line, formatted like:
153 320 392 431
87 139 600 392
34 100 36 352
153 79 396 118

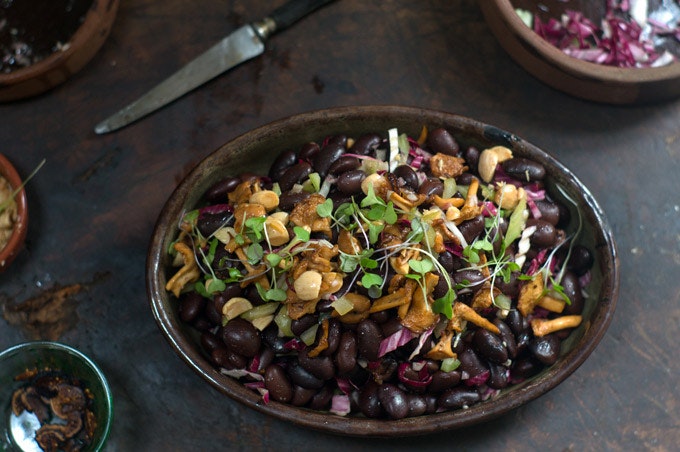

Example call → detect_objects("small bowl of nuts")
0 0 120 101
0 341 113 451
0 154 28 272
479 0 680 104
147 106 619 436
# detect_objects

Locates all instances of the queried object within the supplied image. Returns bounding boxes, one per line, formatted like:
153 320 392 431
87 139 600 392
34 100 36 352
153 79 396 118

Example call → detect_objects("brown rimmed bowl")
479 0 680 104
0 0 120 102
0 154 28 272
146 106 619 436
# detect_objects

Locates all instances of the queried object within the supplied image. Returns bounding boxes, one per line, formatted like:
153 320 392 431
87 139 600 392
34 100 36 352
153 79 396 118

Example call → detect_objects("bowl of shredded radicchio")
479 0 680 104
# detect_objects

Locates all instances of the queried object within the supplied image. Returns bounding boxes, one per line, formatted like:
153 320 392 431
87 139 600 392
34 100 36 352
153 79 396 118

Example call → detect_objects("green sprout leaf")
293 226 310 242
433 290 455 319
361 272 383 289
316 198 334 218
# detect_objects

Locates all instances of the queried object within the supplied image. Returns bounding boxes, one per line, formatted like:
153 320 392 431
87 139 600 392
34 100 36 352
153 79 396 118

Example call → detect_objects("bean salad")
165 126 594 419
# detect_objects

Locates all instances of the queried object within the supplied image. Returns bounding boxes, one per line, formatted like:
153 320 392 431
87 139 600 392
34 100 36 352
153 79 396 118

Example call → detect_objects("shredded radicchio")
527 1 680 67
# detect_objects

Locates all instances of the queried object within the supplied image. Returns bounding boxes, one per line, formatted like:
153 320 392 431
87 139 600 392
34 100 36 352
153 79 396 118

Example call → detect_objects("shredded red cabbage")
529 2 679 67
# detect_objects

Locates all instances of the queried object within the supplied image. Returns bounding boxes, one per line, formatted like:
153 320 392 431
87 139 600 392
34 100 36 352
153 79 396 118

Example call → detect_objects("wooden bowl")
0 0 120 102
0 154 28 271
479 0 680 104
146 106 619 436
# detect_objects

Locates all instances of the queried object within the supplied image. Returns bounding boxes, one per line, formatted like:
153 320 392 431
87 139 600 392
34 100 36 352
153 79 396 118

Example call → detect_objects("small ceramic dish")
0 341 113 451
0 0 120 102
146 106 619 436
479 0 680 104
0 154 28 272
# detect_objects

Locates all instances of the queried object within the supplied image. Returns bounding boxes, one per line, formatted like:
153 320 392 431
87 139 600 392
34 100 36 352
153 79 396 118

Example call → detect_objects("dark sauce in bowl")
0 0 93 73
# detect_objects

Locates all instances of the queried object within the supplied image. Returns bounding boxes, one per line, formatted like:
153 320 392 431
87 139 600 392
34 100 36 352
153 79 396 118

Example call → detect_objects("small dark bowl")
0 154 28 271
146 106 619 436
479 0 680 104
0 0 120 102
0 341 113 451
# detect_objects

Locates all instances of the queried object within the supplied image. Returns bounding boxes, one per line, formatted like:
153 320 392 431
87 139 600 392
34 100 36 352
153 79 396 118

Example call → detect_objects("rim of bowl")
0 154 28 272
146 105 619 436
0 340 114 449
480 0 680 103
0 0 120 101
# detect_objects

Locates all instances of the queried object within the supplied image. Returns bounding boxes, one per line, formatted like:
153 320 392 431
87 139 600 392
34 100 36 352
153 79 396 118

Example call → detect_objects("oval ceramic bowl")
0 341 113 451
479 0 680 104
0 0 120 102
146 106 619 436
0 154 28 272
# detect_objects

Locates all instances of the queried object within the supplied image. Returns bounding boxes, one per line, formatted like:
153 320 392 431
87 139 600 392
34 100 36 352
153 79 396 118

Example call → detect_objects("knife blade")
94 0 335 134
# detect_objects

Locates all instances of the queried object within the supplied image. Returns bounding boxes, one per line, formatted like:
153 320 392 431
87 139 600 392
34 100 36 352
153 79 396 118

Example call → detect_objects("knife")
94 0 335 134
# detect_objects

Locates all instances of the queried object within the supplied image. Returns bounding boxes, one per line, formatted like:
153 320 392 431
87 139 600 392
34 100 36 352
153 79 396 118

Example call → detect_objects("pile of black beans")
173 128 594 419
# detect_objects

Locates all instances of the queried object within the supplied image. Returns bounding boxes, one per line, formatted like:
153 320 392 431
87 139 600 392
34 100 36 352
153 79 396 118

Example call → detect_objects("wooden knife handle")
268 0 336 33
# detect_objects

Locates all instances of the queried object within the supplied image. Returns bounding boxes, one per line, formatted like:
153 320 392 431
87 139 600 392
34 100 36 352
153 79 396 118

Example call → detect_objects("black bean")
200 331 223 354
437 250 455 273
313 143 346 178
418 177 444 197
268 149 298 180
257 347 275 372
178 292 205 323
562 271 585 315
379 317 404 338
438 387 481 410
291 385 317 407
197 210 233 236
464 147 480 171
568 245 594 276
211 348 247 370
192 316 212 332
204 176 241 202
278 161 313 191
392 164 419 189
287 361 325 389
473 329 508 364
220 318 261 357
458 215 485 243
358 381 384 418
530 334 561 365
427 128 459 156
458 347 488 380
506 309 529 337
328 156 360 175
502 158 546 181
378 384 409 419
487 362 510 389
336 169 366 195
494 319 518 359
261 325 287 354
320 319 342 357
534 200 560 225
357 319 384 362
334 331 358 376
290 314 318 337
265 364 293 403
406 394 428 417
298 348 335 380
511 357 542 380
452 269 485 290
456 172 478 186
308 384 334 410
494 271 520 298
351 133 382 156
278 190 310 212
203 298 222 326
298 142 320 161
526 218 557 248
428 370 462 393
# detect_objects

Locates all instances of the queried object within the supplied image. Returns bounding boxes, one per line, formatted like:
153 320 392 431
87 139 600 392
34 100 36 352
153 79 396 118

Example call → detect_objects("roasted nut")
250 190 280 211
361 173 389 199
294 270 323 300
265 217 290 246
494 183 525 210
478 146 513 183
222 297 254 320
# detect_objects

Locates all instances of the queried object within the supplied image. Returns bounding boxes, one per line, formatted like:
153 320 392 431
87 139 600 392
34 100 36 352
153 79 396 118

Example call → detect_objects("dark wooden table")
1 0 679 450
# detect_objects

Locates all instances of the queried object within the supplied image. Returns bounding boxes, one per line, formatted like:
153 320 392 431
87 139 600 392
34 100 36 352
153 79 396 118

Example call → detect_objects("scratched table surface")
1 0 679 450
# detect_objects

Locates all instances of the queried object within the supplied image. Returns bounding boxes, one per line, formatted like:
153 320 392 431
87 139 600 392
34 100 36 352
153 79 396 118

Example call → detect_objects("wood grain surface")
1 0 678 450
